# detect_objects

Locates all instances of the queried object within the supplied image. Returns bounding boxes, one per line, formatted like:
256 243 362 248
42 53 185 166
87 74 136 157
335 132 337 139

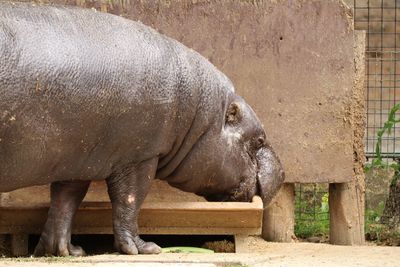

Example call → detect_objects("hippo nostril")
257 137 265 148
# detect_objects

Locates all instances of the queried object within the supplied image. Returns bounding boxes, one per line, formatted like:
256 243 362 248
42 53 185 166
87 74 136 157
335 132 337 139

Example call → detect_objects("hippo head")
165 95 285 207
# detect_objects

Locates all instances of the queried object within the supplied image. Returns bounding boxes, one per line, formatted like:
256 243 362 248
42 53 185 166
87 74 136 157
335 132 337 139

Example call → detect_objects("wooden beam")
329 182 365 245
0 197 263 237
262 183 295 242
234 234 248 253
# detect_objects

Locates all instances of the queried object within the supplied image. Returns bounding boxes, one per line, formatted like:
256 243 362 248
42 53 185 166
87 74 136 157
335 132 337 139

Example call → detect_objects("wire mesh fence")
353 0 400 161
352 0 400 244
294 184 329 239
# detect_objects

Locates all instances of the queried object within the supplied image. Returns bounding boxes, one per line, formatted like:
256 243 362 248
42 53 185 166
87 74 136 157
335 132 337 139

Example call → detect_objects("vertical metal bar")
394 0 398 158
298 184 302 221
367 0 372 158
380 0 384 161
383 1 390 163
313 184 316 221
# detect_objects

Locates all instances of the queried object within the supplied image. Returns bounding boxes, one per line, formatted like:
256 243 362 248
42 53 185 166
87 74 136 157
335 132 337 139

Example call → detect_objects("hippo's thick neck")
155 60 234 183
156 80 236 194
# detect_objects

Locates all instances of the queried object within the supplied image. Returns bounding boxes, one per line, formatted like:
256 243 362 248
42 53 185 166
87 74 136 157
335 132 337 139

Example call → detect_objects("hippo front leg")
34 180 90 256
106 157 161 255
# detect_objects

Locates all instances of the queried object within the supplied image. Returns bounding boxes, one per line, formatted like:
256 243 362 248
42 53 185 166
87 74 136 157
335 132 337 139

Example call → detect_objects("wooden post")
234 234 248 253
262 183 295 242
11 234 29 257
329 182 365 245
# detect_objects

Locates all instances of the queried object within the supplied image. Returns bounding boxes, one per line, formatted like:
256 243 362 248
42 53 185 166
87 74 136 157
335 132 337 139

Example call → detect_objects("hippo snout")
256 146 285 207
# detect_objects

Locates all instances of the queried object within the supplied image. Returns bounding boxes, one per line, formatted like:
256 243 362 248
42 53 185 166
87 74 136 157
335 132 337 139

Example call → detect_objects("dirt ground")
1 236 399 267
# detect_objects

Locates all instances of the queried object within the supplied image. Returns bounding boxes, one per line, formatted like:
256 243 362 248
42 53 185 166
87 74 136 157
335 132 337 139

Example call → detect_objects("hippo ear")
226 102 242 124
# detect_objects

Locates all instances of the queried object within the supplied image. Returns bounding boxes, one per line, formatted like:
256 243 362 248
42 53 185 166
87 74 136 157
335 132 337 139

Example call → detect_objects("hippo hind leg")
34 180 90 257
106 157 161 255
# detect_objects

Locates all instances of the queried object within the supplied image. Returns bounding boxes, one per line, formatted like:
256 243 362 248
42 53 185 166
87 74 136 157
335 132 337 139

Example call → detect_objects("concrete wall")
23 0 360 183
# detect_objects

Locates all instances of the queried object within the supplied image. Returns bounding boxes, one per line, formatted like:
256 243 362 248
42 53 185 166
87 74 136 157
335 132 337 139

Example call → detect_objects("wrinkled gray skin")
0 2 284 256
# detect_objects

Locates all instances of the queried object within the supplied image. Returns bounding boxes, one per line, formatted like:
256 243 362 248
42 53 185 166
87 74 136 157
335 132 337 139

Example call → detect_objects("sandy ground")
0 237 399 267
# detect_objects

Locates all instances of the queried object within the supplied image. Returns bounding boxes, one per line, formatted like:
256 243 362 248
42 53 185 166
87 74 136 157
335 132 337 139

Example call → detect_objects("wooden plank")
0 208 261 235
0 197 263 236
0 181 262 239
0 195 262 212
138 227 260 235
140 210 261 228
0 225 260 236
0 180 205 209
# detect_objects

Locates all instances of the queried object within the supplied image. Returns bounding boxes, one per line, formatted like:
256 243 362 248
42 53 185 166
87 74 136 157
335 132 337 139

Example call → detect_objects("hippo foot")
33 237 86 257
115 236 161 255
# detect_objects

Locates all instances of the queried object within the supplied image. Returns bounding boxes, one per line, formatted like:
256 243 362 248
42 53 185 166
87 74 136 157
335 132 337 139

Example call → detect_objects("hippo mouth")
223 145 284 204
204 176 257 202
204 146 283 204
227 177 257 201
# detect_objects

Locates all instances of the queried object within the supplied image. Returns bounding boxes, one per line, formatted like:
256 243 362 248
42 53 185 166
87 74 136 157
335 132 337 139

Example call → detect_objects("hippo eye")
256 137 265 148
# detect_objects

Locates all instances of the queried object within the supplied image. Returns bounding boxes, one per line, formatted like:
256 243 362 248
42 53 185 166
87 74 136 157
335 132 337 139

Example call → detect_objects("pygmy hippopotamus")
0 2 284 256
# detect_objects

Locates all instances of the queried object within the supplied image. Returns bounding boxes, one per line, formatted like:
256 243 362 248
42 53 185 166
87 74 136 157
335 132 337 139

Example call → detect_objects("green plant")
364 103 400 245
365 103 400 171
364 102 400 214
366 201 385 224
365 201 386 242
295 191 329 238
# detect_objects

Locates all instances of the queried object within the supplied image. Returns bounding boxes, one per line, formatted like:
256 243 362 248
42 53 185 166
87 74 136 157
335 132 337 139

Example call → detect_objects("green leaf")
161 247 214 253
367 103 400 171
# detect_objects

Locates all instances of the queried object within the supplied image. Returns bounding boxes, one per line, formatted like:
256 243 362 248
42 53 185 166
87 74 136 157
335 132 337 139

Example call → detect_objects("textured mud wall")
16 0 359 183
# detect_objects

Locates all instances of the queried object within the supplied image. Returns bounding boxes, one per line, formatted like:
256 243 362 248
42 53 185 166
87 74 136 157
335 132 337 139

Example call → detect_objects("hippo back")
0 2 233 191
